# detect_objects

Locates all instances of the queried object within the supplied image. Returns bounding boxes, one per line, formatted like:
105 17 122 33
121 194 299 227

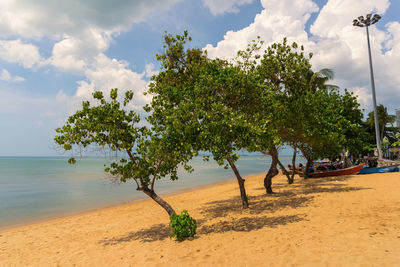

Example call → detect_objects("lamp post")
353 13 383 160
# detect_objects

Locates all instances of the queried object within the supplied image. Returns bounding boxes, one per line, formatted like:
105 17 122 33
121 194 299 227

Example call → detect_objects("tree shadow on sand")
287 175 372 195
201 193 312 218
198 214 304 234
201 175 370 219
99 223 172 244
99 175 370 244
99 213 305 245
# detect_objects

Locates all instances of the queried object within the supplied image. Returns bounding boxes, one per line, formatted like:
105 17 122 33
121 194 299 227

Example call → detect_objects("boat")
302 164 366 178
358 165 399 174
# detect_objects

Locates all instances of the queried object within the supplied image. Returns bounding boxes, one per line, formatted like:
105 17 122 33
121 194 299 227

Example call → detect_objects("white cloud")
204 0 400 113
310 0 389 39
261 0 318 20
204 0 318 59
0 0 181 74
0 69 11 81
50 29 112 73
75 54 152 111
203 0 255 15
0 69 24 82
309 0 398 112
144 63 159 78
0 0 178 116
352 86 371 108
0 39 44 68
0 0 181 39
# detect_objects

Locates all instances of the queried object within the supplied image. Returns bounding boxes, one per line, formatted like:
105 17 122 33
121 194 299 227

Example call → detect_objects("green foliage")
67 157 76 164
244 37 364 161
147 31 258 170
366 104 398 143
55 88 194 191
358 104 399 154
169 210 197 241
393 133 400 147
147 31 259 207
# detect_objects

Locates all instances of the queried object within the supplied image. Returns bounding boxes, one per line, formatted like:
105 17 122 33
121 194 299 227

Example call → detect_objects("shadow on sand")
100 223 171 244
100 175 370 244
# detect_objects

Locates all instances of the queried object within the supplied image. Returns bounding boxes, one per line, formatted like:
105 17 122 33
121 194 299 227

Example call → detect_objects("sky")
0 0 399 156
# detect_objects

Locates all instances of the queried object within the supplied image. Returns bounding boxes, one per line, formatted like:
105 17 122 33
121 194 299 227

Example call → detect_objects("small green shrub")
169 210 197 241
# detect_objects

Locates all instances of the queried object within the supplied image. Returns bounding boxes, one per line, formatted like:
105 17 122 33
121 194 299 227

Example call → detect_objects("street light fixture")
353 13 383 160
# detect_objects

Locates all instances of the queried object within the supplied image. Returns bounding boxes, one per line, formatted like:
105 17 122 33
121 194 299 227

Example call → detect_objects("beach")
1 172 400 266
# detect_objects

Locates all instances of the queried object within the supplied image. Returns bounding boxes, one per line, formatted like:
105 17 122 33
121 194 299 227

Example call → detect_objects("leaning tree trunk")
142 187 176 216
298 147 312 179
226 156 249 209
276 158 292 184
290 147 297 183
264 146 279 194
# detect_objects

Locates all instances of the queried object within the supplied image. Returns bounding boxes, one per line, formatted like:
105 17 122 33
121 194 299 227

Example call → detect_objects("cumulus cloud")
144 63 159 78
50 29 112 73
0 39 44 68
0 0 179 116
204 0 319 59
309 0 398 111
0 0 180 73
204 0 400 113
310 0 389 39
0 0 181 39
75 54 151 111
203 0 255 15
0 69 24 82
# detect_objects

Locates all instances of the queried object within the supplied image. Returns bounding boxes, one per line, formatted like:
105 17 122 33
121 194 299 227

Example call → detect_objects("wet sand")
1 172 400 266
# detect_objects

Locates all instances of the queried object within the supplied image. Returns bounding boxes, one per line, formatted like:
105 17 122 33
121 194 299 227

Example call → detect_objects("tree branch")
126 148 146 188
151 155 165 191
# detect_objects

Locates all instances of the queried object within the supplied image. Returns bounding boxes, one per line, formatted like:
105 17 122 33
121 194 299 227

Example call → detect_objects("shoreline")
0 171 266 231
2 172 399 266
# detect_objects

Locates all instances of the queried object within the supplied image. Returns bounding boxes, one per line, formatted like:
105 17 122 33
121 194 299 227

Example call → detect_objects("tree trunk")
264 146 279 194
227 156 249 209
304 158 312 178
298 147 312 178
290 147 297 183
142 187 176 216
276 158 292 184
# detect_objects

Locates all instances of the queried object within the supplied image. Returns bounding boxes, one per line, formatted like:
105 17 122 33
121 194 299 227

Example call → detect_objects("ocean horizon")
0 155 305 229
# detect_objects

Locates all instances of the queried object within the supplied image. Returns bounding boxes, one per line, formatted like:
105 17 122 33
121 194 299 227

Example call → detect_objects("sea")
0 155 305 229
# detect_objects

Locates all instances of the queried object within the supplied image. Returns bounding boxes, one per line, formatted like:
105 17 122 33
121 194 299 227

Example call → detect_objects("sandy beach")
1 172 400 266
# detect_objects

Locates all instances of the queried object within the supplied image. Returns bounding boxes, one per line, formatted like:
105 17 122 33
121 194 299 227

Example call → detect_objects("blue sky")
0 0 399 156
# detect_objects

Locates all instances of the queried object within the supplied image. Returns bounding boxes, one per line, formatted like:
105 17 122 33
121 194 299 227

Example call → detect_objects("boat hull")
358 165 399 174
308 164 366 178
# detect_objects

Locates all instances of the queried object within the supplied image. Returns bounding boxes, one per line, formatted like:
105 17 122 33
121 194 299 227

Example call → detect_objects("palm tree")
307 68 339 92
367 104 396 142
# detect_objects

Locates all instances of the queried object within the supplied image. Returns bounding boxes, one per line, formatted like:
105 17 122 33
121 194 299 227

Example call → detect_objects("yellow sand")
1 172 400 266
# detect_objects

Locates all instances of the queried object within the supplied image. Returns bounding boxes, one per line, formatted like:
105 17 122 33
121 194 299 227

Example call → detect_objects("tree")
254 38 314 192
337 89 365 156
55 89 194 217
295 87 365 175
366 104 397 143
145 32 258 208
306 68 339 92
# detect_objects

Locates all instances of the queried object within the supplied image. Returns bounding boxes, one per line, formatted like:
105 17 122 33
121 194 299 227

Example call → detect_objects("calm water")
0 155 304 228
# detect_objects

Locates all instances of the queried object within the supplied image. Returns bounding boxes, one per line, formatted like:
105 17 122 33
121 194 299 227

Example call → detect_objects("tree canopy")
55 89 194 216
145 31 265 208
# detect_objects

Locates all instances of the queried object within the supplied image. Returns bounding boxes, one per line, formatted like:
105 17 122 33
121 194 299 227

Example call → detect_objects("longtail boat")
306 164 366 178
358 165 399 174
